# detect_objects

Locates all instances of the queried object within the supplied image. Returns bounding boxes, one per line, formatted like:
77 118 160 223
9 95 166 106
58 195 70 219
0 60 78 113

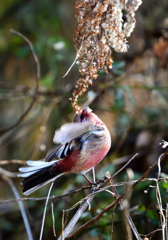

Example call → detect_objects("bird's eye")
80 113 85 121
80 110 86 121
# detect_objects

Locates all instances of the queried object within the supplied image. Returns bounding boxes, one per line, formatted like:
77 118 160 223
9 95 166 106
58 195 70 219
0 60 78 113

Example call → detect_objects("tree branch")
65 149 168 239
0 29 40 134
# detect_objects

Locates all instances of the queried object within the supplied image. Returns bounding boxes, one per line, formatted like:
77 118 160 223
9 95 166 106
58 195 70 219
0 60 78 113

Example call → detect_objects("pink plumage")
18 107 111 195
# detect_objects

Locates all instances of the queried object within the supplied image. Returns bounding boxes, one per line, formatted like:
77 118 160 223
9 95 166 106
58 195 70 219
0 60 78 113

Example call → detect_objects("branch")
0 186 90 204
0 29 40 134
2 175 33 240
58 175 108 240
0 159 27 165
0 167 18 178
65 149 168 239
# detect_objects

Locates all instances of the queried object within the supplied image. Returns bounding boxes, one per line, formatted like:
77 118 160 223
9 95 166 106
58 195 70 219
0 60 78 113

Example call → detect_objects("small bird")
18 107 111 195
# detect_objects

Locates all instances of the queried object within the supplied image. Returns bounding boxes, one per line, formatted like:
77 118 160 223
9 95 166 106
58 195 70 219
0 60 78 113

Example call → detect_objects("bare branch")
0 186 90 204
0 159 27 165
0 167 18 178
58 191 95 240
0 29 40 134
65 149 168 239
122 169 134 240
39 181 54 240
2 175 33 240
107 171 140 240
51 202 57 237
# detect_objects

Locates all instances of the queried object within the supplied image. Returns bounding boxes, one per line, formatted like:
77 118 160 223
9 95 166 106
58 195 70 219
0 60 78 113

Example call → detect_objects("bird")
18 107 111 195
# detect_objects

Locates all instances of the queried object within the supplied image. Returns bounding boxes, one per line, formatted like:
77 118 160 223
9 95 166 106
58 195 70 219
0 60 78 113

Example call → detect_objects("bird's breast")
72 127 111 173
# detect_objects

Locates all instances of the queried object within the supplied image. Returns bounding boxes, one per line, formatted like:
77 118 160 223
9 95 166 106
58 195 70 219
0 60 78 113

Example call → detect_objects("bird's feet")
83 174 107 189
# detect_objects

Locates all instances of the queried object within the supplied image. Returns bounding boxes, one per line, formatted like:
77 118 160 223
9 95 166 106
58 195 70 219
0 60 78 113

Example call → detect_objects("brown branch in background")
0 83 67 100
31 98 59 159
51 202 57 237
0 167 18 178
0 148 167 239
121 169 134 240
0 85 30 101
110 203 116 240
58 175 108 240
57 154 139 239
2 174 33 240
0 29 40 134
0 186 90 204
0 159 27 165
1 176 167 205
113 93 151 155
107 171 139 240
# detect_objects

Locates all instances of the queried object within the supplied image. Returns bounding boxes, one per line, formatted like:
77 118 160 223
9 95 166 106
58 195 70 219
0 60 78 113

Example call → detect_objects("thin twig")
61 210 65 240
0 186 90 204
122 168 134 240
0 29 40 134
156 154 166 240
102 153 138 188
65 149 168 239
166 204 168 240
92 167 96 182
0 167 18 178
39 181 54 240
62 37 84 78
0 159 27 165
51 202 57 237
31 98 59 159
58 191 96 240
2 175 33 240
1 176 168 205
107 173 116 240
108 171 140 240
110 205 116 240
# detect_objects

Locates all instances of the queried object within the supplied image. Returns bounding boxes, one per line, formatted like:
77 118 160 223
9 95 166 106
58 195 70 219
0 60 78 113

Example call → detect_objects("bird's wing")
53 122 104 144
45 122 104 162
45 142 74 162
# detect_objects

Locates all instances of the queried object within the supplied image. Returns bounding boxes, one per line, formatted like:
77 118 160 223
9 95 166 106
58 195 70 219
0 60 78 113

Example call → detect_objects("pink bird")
18 107 111 195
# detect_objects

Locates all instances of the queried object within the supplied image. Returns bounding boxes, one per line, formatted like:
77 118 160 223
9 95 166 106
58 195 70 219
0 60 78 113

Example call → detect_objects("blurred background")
0 0 168 239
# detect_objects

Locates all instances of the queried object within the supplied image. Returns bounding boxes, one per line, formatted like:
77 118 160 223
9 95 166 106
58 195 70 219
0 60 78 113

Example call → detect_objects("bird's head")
73 107 104 125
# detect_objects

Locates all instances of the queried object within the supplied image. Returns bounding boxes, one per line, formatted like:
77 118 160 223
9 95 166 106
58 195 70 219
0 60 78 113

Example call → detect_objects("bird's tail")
18 160 65 195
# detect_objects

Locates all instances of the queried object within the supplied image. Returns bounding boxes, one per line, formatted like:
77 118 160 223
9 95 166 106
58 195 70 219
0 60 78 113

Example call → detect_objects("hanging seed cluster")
71 0 142 112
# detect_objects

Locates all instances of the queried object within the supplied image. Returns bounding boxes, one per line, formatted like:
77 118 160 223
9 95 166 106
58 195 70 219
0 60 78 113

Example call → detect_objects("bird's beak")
84 107 92 114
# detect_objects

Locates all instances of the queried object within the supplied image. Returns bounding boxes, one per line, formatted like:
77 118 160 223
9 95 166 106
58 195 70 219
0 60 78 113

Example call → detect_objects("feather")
45 142 74 162
18 170 39 178
18 160 65 195
23 174 65 195
45 144 63 162
27 160 49 166
53 122 104 144
45 123 104 162
18 160 58 173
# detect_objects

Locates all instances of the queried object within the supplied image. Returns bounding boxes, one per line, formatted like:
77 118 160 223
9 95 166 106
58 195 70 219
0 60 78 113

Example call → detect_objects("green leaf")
89 229 100 237
162 181 168 189
103 232 111 240
146 209 159 225
130 204 146 215
40 75 53 88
